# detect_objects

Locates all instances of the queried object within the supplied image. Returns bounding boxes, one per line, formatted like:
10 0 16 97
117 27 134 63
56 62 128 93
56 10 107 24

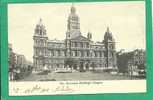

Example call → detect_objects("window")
81 51 84 57
75 51 77 56
81 42 83 48
87 51 89 57
58 50 60 56
75 42 77 47
86 43 89 48
40 29 42 35
94 51 97 57
52 50 54 56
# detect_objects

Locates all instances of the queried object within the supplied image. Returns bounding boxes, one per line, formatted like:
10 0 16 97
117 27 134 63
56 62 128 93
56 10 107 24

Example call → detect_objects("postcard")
8 1 146 96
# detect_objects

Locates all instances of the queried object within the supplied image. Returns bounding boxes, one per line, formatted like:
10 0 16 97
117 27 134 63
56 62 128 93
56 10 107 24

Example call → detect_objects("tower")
103 27 116 69
87 31 92 40
66 5 81 58
66 4 81 39
33 18 48 71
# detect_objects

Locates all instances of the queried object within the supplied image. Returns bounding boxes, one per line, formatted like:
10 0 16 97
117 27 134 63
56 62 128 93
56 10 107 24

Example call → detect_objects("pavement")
19 71 135 81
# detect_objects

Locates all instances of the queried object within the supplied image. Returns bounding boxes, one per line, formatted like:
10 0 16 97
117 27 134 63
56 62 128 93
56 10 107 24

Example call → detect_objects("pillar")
83 62 86 71
77 63 80 70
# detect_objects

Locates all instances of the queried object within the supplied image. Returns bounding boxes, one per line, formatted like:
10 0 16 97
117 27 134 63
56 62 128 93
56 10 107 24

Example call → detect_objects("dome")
71 4 76 14
69 4 79 20
35 18 47 36
104 27 114 41
68 14 79 21
36 18 44 27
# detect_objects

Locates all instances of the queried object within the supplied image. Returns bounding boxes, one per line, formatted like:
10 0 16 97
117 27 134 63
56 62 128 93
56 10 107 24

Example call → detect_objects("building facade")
133 49 145 66
8 43 16 80
9 43 33 80
16 54 26 68
33 5 117 72
128 49 146 77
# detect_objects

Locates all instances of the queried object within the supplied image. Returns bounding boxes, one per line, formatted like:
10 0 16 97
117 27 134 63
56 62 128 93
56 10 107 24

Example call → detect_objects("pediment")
71 35 89 41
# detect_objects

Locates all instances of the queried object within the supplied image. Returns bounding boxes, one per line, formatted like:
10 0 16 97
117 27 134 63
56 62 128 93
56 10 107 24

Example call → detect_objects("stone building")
8 43 33 80
133 49 145 66
16 54 26 68
33 5 117 72
128 49 145 77
8 44 19 80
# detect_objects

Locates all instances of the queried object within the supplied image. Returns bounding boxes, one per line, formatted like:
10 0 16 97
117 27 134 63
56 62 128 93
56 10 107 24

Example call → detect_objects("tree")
65 58 75 69
116 51 133 73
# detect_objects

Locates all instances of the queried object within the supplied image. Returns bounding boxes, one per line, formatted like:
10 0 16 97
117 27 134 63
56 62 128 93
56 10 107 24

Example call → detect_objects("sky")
8 1 145 62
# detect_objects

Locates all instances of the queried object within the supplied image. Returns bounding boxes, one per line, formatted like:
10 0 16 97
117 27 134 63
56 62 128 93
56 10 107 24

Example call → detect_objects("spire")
104 27 114 41
70 4 76 14
106 27 110 33
87 31 92 40
35 18 47 36
38 18 43 26
66 4 81 39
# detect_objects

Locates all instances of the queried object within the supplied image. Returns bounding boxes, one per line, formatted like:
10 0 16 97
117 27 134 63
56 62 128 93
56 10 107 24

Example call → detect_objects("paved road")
20 71 135 81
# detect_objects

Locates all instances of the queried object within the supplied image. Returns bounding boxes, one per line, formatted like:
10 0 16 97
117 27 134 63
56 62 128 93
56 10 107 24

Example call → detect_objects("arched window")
40 29 42 35
39 50 42 55
94 51 97 57
75 42 77 47
81 42 83 48
87 51 89 57
75 51 77 56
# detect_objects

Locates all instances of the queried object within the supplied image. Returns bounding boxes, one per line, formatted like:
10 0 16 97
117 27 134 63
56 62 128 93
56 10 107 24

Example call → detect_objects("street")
19 71 137 81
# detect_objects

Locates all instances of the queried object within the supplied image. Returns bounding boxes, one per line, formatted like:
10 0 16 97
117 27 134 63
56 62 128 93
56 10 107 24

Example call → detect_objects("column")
77 63 80 70
83 62 86 71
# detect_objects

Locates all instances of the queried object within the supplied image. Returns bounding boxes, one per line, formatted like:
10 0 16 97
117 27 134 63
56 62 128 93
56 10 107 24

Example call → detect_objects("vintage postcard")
8 1 146 96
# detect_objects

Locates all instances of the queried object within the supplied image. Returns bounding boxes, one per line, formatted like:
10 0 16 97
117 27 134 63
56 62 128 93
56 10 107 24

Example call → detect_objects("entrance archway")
85 63 89 71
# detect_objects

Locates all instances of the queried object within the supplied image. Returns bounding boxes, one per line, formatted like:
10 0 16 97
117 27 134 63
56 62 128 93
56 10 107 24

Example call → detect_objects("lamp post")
128 61 133 80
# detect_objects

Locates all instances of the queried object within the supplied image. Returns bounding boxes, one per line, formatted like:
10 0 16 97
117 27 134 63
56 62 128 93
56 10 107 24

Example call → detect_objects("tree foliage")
116 52 133 73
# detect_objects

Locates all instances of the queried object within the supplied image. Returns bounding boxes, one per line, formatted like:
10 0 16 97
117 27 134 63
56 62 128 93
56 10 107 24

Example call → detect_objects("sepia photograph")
8 1 146 95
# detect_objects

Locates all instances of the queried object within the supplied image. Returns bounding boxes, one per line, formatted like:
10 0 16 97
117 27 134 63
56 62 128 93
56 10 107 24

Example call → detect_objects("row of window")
34 59 43 65
34 49 114 58
48 50 66 57
34 40 46 46
34 49 46 56
35 27 46 35
134 61 144 64
34 41 114 50
45 60 64 64
46 50 105 57
48 43 65 48
34 59 64 66
134 56 144 60
70 51 104 57
70 42 89 48
45 64 64 69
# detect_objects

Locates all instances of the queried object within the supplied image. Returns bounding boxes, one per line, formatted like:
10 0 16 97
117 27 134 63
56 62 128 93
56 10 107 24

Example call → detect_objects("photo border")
1 0 153 100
